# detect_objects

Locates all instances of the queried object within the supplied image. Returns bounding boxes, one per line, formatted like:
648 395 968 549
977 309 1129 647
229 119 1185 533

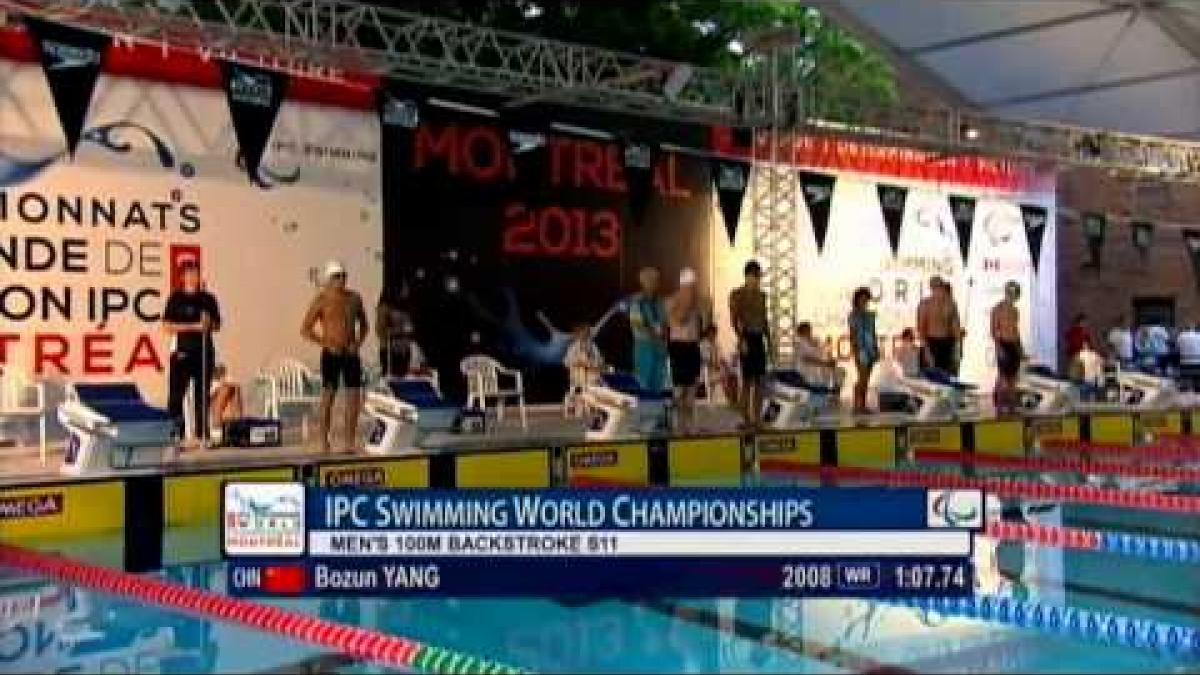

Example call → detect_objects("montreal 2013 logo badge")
926 489 984 529
223 482 306 557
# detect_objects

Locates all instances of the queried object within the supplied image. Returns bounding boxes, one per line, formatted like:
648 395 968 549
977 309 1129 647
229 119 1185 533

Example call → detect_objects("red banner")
711 126 1052 192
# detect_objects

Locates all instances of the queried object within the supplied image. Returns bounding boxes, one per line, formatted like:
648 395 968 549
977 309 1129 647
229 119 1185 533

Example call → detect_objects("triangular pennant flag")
711 159 750 245
877 184 908 256
799 171 836 253
1132 220 1154 254
221 60 289 183
379 92 422 130
1183 229 1200 288
622 140 657 225
507 127 549 196
1019 204 1049 273
947 194 976 266
24 17 111 157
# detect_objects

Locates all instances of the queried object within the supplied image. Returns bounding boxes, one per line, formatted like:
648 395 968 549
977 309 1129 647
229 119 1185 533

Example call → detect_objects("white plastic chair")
258 359 322 439
0 366 47 463
460 355 527 430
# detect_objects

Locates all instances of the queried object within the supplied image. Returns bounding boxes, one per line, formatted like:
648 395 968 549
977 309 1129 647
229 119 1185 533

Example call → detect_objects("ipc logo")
927 489 983 528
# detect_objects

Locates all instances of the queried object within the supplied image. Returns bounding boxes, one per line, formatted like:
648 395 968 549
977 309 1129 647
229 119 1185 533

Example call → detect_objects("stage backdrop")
381 96 1056 402
712 167 1057 391
381 99 714 403
0 56 382 404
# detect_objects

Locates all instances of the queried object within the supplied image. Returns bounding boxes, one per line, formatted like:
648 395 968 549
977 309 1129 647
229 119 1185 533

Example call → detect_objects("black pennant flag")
221 60 289 183
1019 204 1049 273
25 17 110 157
622 140 657 226
711 159 750 245
799 172 836 253
507 127 549 196
877 184 908 256
1183 229 1200 289
947 194 976 265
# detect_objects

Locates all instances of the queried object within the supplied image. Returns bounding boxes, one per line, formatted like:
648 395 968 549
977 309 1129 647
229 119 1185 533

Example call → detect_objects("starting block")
762 370 838 429
1016 365 1081 415
581 373 672 441
58 383 176 476
1115 368 1179 410
364 377 460 455
878 368 979 421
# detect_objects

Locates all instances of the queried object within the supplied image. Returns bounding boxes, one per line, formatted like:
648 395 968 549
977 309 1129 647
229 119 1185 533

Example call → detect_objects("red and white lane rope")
984 520 1200 562
0 544 525 674
913 449 1200 482
1038 439 1200 462
758 462 1200 513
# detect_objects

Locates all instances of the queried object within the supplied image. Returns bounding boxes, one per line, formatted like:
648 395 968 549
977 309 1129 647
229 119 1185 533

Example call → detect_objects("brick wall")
1057 167 1200 358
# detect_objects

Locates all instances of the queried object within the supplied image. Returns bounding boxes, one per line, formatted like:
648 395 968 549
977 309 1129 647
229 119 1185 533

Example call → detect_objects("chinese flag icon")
262 565 306 594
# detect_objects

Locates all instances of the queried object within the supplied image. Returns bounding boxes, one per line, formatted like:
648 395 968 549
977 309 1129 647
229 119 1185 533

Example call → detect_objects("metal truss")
6 0 1200 185
0 0 761 126
749 43 803 363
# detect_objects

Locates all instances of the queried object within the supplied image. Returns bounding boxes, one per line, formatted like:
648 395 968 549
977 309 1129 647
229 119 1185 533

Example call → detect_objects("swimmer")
991 281 1024 416
302 260 369 453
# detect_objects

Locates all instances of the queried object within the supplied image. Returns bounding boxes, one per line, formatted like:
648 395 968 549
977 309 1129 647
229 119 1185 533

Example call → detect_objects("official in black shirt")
162 262 222 445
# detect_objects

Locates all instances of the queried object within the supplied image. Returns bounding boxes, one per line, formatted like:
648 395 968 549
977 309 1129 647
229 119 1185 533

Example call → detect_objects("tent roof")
814 0 1200 140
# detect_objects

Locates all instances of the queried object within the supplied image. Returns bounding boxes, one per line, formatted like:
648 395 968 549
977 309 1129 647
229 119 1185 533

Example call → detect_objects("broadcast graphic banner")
223 484 979 597
0 53 381 403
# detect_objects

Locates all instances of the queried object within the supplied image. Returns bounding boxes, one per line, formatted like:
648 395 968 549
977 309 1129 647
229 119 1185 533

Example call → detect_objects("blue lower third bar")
227 557 972 598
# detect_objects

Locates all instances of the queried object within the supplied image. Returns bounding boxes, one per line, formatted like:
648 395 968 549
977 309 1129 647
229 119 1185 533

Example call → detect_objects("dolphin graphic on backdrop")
0 119 299 189
0 120 176 187
467 288 628 367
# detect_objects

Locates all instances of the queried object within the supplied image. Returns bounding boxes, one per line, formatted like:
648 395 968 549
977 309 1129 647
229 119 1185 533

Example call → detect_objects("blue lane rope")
1097 531 1200 562
884 595 1199 660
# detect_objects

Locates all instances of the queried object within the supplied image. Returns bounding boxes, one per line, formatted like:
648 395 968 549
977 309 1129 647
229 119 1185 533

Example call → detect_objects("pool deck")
0 400 1186 489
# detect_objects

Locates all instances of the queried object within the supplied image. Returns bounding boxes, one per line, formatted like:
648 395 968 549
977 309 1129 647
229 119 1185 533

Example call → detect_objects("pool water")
2 468 1198 674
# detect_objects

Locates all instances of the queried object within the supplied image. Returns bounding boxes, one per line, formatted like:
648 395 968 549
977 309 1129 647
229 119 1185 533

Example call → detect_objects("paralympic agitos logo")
927 489 983 528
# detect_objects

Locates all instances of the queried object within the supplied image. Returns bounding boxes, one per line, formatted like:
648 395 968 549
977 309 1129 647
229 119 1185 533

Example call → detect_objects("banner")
1019 204 1049 273
380 98 712 402
713 176 1056 392
877 184 908 256
800 171 836 253
712 159 750 245
221 61 290 183
24 17 111 157
1082 212 1106 268
0 59 381 402
622 140 657 226
1131 220 1153 255
947 194 976 266
1184 229 1200 289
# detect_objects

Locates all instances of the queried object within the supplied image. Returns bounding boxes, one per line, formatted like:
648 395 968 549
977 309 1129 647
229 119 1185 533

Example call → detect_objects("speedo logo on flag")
229 69 273 107
718 164 747 192
42 40 100 70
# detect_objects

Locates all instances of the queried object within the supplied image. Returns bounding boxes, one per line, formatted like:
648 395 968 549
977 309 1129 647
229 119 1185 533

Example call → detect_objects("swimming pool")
2 467 1197 674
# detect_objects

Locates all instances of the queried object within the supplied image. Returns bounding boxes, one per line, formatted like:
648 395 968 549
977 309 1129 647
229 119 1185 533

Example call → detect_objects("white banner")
0 59 382 405
306 529 971 557
712 168 1057 393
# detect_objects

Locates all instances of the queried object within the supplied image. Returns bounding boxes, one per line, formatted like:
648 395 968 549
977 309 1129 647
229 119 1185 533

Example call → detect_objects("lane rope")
0 544 527 675
914 449 1200 483
1038 439 1200 462
758 462 1200 513
984 520 1200 563
882 594 1200 660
